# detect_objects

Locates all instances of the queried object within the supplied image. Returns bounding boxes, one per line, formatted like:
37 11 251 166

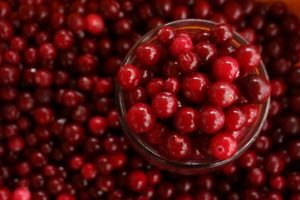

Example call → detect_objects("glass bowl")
116 19 270 175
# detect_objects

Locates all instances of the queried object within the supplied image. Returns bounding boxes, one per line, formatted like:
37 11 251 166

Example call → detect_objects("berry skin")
12 187 31 200
178 51 200 74
241 74 271 104
225 106 246 131
158 26 175 44
212 56 240 82
207 81 236 107
210 23 233 44
126 103 156 134
174 107 199 134
151 92 178 119
85 14 105 35
181 73 209 103
88 116 108 135
136 43 161 67
170 35 193 56
210 132 237 160
235 44 261 71
166 133 192 160
194 41 217 65
117 64 141 90
241 104 259 126
127 171 147 192
199 106 225 134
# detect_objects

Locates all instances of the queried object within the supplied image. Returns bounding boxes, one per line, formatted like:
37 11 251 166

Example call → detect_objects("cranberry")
223 2 244 22
235 45 261 72
136 43 161 67
127 171 147 192
194 41 217 65
117 64 141 90
174 107 199 134
126 103 156 134
151 92 178 119
81 163 97 180
164 77 180 94
158 26 175 44
181 73 209 103
208 81 236 107
241 104 259 126
54 29 74 50
193 1 211 19
169 35 193 56
198 106 225 134
210 132 237 160
146 78 164 98
178 51 199 73
38 43 56 61
210 23 233 44
265 153 285 175
212 56 240 82
12 187 31 200
88 116 108 135
247 167 266 186
241 74 271 104
166 133 192 159
84 14 104 35
225 106 246 131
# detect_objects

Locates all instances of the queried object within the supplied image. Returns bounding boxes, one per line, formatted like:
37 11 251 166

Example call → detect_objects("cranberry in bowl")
116 19 270 174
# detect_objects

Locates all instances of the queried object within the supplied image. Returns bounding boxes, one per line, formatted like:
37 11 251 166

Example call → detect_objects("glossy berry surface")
210 132 238 160
126 103 156 134
198 106 225 134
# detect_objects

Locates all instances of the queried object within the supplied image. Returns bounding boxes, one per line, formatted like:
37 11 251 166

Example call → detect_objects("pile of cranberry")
118 22 271 161
0 0 299 199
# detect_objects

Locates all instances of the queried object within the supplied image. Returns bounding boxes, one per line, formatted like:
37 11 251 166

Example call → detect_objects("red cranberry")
210 132 237 160
194 41 217 65
224 106 246 131
127 171 147 192
126 103 156 134
198 106 225 134
151 92 178 119
178 51 200 74
174 107 199 134
169 35 193 56
146 78 164 98
241 74 271 104
136 43 161 67
12 187 31 200
247 167 266 186
212 56 240 82
181 73 209 103
210 23 233 44
81 163 97 180
166 133 192 159
235 44 261 72
158 26 175 44
88 116 108 135
193 1 211 19
84 14 104 35
117 64 141 90
208 81 236 107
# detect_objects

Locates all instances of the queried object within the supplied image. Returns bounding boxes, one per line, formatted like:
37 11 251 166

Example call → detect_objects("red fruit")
126 103 156 134
210 132 237 160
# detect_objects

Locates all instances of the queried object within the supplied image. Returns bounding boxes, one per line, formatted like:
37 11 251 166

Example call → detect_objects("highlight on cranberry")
117 22 271 161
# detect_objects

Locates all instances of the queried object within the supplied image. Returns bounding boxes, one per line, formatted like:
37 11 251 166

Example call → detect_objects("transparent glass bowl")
116 19 270 175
